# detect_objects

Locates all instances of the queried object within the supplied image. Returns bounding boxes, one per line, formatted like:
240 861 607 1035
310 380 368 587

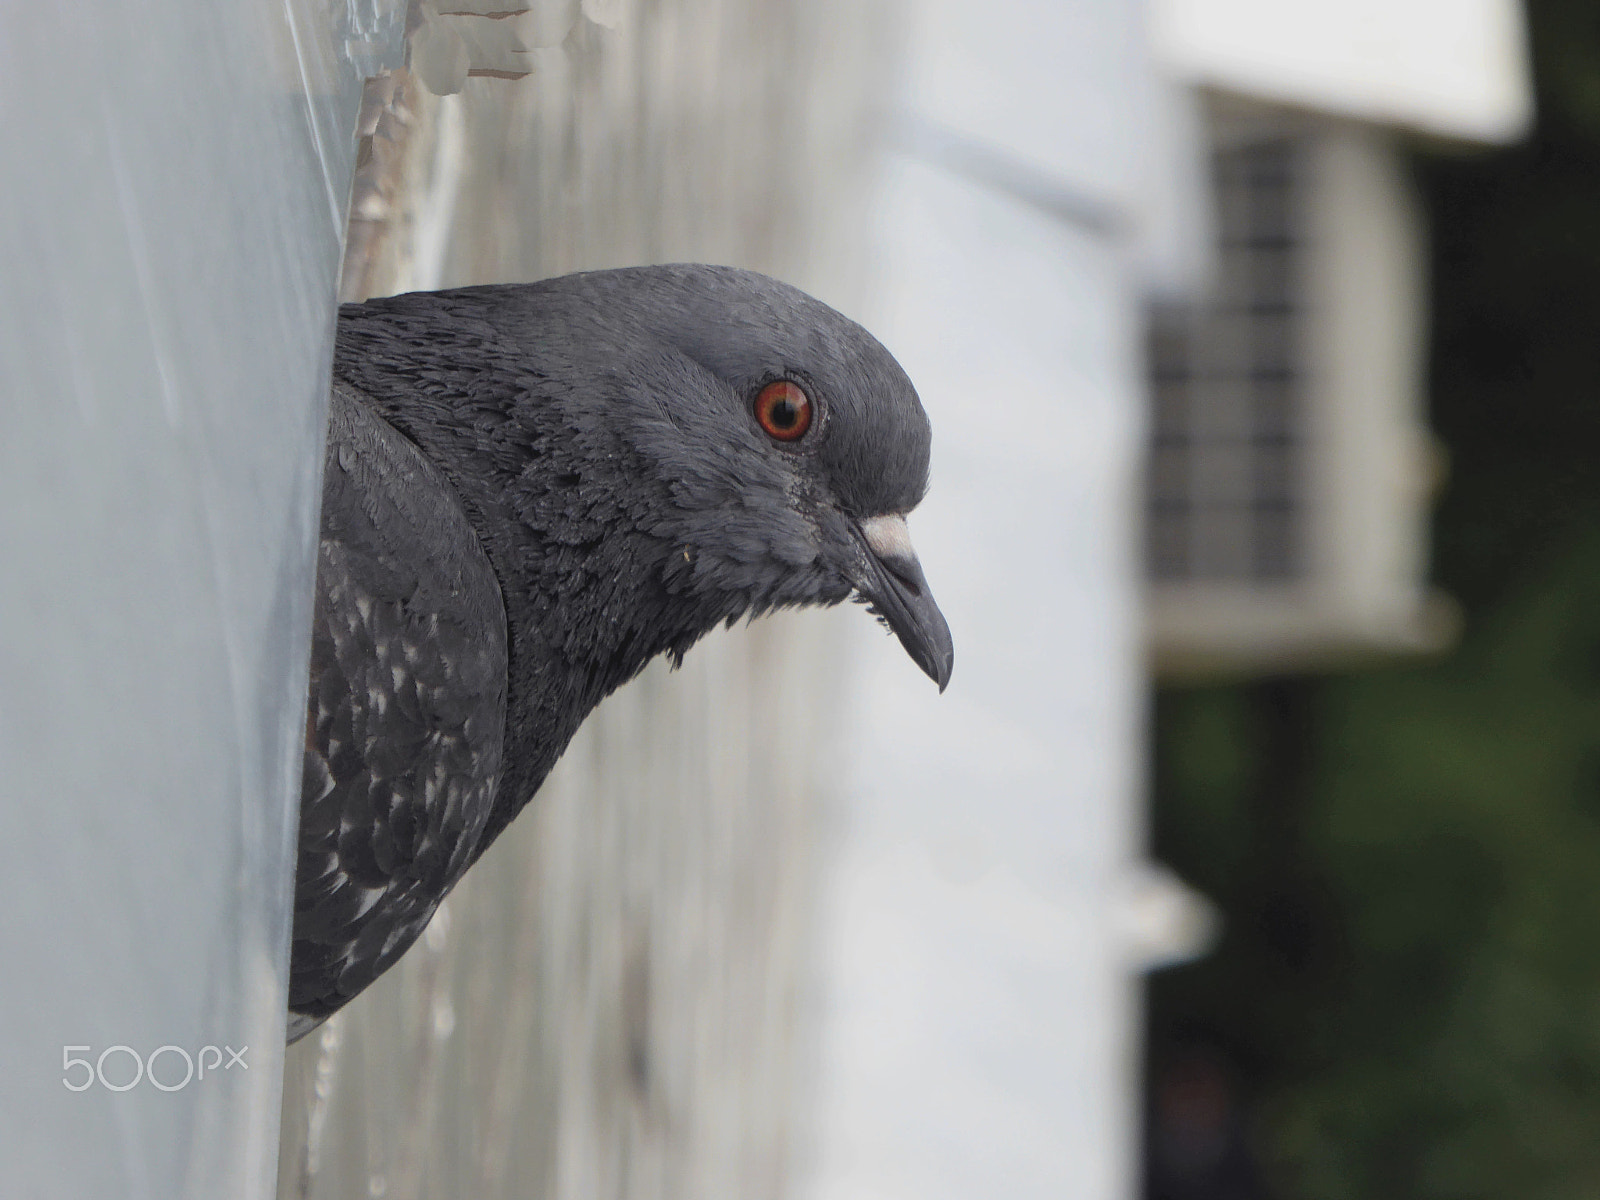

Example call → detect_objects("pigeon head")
528 264 954 690
334 265 953 693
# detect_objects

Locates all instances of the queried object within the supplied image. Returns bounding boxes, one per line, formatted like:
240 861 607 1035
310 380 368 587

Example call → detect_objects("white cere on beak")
860 513 916 561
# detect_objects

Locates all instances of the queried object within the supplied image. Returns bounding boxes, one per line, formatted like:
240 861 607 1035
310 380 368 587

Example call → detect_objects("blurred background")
12 0 1600 1197
1146 2 1600 1196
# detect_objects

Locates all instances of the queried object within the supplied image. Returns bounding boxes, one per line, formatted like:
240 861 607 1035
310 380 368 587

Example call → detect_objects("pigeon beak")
854 514 954 692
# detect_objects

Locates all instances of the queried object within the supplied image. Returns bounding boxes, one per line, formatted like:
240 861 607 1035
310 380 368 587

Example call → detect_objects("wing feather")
289 385 508 1036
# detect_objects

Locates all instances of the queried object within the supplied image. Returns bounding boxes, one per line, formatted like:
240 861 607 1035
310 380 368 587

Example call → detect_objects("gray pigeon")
290 264 952 1041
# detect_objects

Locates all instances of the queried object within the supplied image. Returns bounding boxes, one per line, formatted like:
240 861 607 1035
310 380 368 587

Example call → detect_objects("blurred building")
1144 0 1531 675
2 1 1533 1199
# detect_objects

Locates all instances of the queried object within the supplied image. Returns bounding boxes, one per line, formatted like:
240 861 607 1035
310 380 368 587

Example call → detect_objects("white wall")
799 2 1200 1196
0 3 400 1196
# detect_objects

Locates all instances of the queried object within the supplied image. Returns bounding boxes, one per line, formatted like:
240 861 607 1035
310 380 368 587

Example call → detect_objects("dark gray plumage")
290 264 952 1040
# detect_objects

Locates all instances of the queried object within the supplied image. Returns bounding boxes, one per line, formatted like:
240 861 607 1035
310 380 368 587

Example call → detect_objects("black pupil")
769 398 798 428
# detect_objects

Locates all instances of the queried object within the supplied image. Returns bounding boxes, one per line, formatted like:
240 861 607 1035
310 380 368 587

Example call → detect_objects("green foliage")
1154 542 1600 1195
1149 3 1600 1195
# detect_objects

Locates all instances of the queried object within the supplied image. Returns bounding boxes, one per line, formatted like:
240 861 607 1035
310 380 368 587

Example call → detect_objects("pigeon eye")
754 380 813 442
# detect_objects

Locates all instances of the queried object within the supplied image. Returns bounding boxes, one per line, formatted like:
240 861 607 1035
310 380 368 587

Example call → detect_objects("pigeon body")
290 265 952 1039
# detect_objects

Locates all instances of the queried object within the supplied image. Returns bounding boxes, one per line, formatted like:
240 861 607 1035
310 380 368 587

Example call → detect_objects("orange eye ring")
754 380 813 442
